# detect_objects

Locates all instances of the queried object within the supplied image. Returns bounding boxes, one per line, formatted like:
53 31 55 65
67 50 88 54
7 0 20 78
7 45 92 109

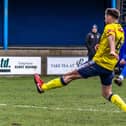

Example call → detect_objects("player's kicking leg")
34 70 82 93
34 61 95 93
34 61 126 112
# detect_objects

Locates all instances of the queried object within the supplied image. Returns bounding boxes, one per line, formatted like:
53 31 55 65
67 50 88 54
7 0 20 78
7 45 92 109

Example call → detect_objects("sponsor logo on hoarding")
0 57 41 75
47 57 88 75
0 58 11 72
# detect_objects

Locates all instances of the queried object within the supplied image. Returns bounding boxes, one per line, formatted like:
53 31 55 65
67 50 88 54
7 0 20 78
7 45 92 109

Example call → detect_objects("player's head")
105 8 120 24
92 24 98 33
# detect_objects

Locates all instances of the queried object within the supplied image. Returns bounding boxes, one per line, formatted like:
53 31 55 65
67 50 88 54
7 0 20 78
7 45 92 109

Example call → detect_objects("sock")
119 75 124 80
109 94 126 112
42 77 66 91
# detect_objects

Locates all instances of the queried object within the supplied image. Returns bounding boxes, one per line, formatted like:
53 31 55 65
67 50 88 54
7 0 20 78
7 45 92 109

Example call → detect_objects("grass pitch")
0 76 126 126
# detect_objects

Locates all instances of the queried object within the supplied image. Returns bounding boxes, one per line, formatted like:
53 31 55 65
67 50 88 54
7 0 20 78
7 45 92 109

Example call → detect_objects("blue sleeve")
123 55 126 61
120 27 126 60
119 43 126 60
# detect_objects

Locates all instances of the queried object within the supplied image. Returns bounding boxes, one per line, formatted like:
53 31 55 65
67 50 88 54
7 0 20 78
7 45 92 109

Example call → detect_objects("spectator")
85 24 101 61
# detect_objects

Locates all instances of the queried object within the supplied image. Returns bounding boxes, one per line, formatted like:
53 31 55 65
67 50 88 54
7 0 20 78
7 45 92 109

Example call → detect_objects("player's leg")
114 64 126 86
100 73 126 112
102 85 126 112
34 61 99 93
34 70 82 93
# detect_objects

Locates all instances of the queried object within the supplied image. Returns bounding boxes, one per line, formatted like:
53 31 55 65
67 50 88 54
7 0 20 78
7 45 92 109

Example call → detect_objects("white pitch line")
0 103 7 106
0 103 122 113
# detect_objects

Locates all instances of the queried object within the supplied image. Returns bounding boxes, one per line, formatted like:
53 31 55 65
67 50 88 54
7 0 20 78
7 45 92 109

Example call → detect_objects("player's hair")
105 8 120 19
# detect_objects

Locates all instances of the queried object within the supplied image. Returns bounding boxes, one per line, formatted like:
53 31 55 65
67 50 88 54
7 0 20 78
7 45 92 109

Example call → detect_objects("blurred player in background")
86 24 101 61
114 27 126 86
34 8 126 112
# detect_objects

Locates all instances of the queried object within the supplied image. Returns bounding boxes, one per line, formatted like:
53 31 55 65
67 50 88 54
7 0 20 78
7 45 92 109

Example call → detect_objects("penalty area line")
0 103 122 113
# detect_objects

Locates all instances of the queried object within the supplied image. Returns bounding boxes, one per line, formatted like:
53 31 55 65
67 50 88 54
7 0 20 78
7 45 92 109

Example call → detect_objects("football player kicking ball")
34 8 126 112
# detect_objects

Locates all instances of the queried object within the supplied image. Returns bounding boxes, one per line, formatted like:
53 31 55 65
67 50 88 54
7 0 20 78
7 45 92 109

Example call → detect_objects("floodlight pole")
3 0 8 50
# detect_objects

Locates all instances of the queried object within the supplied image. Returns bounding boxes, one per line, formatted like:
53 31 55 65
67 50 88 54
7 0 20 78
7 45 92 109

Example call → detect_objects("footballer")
34 8 126 112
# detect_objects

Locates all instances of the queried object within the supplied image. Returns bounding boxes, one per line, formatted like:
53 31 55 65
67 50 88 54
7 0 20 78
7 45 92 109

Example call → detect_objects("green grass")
0 76 126 126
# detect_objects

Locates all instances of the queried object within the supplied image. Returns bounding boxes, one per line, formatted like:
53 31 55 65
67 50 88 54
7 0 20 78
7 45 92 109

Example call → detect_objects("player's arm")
108 35 119 60
108 35 115 53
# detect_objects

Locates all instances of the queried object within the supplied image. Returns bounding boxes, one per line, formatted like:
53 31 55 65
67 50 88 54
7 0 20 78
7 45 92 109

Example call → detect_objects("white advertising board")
0 57 41 75
47 57 88 75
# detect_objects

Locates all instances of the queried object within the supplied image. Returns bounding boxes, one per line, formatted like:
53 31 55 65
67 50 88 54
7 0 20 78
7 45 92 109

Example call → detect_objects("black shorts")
77 61 114 86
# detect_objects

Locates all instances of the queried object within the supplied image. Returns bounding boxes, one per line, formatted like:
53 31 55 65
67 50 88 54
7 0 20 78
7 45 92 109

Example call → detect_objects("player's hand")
95 44 99 51
110 51 119 60
120 59 126 65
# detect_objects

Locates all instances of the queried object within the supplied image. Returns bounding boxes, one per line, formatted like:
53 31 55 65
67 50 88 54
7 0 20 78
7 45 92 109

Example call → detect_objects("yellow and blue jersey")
93 23 124 71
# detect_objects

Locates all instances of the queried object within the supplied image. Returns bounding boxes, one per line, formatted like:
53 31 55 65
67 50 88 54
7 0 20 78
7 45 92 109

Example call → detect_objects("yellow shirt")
93 23 124 71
